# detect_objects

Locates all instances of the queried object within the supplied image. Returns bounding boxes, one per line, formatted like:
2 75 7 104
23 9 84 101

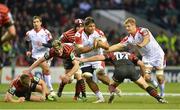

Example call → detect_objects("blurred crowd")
1 0 180 66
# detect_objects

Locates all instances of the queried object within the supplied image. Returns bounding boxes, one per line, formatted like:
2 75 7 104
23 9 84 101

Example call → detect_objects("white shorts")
142 55 166 69
80 61 105 70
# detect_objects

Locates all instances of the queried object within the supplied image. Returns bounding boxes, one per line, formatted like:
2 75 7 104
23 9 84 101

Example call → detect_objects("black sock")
79 79 86 97
58 82 65 93
146 86 161 100
74 80 81 97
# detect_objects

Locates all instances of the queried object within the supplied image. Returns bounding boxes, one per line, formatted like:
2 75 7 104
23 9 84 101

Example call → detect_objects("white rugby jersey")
25 28 52 59
75 28 106 58
121 27 164 59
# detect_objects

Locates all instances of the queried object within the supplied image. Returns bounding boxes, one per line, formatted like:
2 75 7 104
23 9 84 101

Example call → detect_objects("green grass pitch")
0 83 180 109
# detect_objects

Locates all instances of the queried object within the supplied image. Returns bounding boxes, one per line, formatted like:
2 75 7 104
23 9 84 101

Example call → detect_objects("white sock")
150 78 158 88
159 82 165 97
95 91 104 100
44 74 54 91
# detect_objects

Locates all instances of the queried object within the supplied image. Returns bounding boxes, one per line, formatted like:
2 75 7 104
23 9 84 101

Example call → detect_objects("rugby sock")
58 82 65 94
95 91 104 100
79 79 86 97
159 83 165 97
74 80 81 97
44 74 53 91
150 78 159 88
146 86 161 100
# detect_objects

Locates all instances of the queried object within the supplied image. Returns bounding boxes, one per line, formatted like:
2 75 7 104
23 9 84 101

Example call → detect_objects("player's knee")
156 75 164 84
85 77 93 83
42 68 50 75
75 69 82 80
144 74 151 82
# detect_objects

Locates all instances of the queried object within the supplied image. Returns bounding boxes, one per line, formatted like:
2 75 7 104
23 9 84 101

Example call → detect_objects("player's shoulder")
0 4 9 13
75 28 84 37
95 28 104 35
42 28 51 33
138 27 149 35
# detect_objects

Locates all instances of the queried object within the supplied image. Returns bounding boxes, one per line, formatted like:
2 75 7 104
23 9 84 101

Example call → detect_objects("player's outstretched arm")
107 43 124 52
23 57 46 74
4 92 25 103
76 55 105 63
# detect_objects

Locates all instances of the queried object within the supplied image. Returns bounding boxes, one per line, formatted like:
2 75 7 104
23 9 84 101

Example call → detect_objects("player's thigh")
30 95 42 101
134 76 149 90
40 61 50 73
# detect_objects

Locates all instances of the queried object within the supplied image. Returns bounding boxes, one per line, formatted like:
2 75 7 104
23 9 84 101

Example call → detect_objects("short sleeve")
25 31 31 41
8 86 16 95
32 76 40 84
45 29 53 41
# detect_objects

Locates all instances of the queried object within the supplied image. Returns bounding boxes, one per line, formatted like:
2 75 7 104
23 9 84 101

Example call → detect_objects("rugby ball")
82 72 93 78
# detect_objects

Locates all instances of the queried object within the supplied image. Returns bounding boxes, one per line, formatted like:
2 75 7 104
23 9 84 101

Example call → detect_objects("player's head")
123 17 137 34
84 17 96 34
74 19 84 31
52 40 63 55
33 16 42 30
20 74 31 87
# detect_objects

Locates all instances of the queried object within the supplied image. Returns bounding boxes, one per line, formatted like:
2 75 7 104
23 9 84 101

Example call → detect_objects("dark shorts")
112 65 141 83
63 59 74 69
81 66 95 74
15 83 37 101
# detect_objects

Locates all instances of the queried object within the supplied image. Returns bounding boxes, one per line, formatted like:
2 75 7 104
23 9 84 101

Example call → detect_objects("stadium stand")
0 0 179 66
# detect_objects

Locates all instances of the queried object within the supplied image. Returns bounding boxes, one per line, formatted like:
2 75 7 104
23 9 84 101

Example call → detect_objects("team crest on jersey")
70 52 75 60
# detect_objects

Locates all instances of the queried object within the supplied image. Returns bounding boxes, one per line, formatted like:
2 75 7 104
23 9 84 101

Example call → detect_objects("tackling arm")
107 43 125 52
4 92 25 103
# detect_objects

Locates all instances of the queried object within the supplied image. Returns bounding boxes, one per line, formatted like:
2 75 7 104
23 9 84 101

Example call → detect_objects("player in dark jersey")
59 19 86 101
4 74 55 102
76 52 168 104
23 40 82 98
60 19 83 43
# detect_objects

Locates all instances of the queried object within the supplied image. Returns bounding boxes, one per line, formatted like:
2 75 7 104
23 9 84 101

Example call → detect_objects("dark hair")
84 17 95 26
33 16 42 22
20 74 30 84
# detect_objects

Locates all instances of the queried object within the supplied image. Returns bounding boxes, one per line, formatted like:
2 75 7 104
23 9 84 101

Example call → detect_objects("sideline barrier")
1 66 180 83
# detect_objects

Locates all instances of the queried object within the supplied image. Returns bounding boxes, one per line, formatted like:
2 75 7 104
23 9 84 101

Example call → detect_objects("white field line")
61 92 180 97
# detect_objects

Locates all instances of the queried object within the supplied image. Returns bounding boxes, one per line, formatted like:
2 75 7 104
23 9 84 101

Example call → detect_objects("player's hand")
61 75 70 84
75 57 85 63
26 51 31 57
22 70 31 74
18 97 25 103
40 96 46 101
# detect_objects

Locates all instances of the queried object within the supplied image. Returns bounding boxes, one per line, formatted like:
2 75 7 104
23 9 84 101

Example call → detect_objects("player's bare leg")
108 81 120 103
143 67 159 88
156 68 165 97
40 61 55 96
74 70 86 101
85 76 104 103
135 76 167 103
97 70 121 97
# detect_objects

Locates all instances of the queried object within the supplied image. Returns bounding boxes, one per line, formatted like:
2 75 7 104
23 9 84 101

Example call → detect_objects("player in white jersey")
25 16 55 95
107 17 165 97
75 17 120 103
